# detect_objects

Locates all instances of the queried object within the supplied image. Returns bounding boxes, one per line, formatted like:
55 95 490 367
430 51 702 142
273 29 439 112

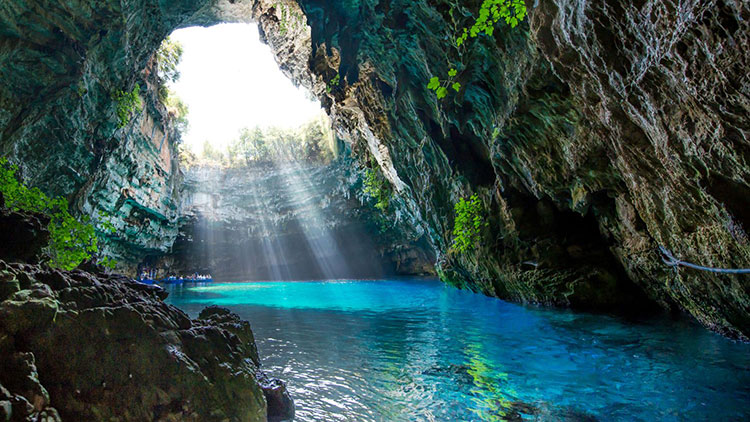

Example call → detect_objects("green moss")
113 84 142 128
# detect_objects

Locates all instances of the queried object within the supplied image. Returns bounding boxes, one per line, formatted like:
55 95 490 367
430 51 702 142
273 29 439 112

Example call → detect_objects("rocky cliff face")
0 0 187 272
257 0 750 339
152 160 434 280
0 200 293 421
1 0 748 339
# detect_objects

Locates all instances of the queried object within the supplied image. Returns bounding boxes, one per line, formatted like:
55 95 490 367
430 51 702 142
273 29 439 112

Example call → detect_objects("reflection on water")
165 279 750 422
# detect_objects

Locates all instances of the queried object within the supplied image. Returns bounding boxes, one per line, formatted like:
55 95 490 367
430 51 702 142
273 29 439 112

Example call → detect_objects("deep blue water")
164 279 750 421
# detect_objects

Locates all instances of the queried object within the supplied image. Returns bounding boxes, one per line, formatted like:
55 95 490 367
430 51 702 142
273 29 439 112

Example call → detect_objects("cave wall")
0 0 277 271
1 0 749 339
151 160 434 280
260 0 750 339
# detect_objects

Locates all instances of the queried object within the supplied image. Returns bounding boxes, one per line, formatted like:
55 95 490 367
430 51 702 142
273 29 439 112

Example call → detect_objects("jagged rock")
257 374 295 422
0 203 292 422
266 0 750 338
0 199 50 264
0 353 61 422
0 259 293 421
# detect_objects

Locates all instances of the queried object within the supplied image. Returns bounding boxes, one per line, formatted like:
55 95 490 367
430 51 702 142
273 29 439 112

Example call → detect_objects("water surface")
165 279 750 421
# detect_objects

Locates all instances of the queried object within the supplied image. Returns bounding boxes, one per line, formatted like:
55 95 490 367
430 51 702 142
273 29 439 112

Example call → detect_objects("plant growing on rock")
427 68 461 99
327 73 341 94
0 157 116 270
277 3 304 35
456 0 527 46
113 84 142 128
451 193 488 253
154 37 189 134
428 0 527 100
362 160 392 212
162 87 189 133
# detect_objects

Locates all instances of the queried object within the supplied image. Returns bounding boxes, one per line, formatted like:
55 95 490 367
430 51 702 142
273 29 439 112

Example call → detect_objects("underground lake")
1 1 750 421
165 279 750 421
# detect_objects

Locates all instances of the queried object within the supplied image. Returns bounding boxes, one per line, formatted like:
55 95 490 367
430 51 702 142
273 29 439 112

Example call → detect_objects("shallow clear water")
164 279 750 422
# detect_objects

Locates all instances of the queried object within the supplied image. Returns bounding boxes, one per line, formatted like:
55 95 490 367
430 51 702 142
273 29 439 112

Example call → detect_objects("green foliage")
201 140 226 164
0 157 116 270
451 193 488 253
195 115 335 167
156 37 184 84
427 68 461 99
457 0 527 46
326 73 341 94
277 3 304 35
154 37 189 135
113 84 142 128
98 255 118 270
162 87 189 134
429 0 527 100
362 161 391 212
76 82 87 98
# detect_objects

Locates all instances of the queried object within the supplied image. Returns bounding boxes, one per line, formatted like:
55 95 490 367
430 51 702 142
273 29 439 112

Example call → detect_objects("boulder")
0 258 292 421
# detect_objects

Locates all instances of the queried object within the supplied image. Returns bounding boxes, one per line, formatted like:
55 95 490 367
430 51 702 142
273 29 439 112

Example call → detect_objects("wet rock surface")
0 206 292 421
267 0 750 338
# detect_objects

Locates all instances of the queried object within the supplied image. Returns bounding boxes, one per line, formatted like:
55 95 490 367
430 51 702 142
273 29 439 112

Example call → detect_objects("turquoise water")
165 279 750 421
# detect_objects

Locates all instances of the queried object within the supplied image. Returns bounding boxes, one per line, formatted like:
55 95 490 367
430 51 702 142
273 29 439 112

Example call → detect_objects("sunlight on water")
165 279 750 422
188 283 274 292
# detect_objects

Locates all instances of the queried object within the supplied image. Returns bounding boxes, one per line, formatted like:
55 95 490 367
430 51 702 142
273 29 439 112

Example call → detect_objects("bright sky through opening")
169 23 322 151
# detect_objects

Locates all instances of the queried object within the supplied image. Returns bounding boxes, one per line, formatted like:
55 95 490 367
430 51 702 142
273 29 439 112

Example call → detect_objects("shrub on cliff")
0 157 115 269
156 36 183 84
155 37 190 134
451 194 488 253
113 84 142 128
363 162 391 213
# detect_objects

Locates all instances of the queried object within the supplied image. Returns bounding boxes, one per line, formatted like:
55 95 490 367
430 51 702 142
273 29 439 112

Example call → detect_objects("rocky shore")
0 200 293 421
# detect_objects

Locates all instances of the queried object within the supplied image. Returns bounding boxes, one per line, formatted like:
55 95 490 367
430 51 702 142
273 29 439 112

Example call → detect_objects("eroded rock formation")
0 201 293 421
0 0 748 339
262 0 750 339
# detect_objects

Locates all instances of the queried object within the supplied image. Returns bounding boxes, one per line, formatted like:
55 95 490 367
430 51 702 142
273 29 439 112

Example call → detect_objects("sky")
169 23 323 152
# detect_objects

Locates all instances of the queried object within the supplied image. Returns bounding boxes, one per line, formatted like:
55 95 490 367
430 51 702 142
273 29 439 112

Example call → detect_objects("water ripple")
166 279 750 421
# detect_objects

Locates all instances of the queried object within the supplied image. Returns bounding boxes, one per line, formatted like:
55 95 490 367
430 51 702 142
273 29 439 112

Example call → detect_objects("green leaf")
448 68 458 78
436 87 448 99
452 82 461 92
427 76 440 90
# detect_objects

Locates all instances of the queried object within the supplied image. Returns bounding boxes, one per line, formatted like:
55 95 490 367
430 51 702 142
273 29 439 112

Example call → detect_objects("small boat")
184 277 213 283
137 278 157 285
161 276 184 284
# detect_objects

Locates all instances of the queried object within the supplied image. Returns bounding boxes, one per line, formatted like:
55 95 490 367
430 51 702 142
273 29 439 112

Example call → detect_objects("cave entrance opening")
146 23 388 282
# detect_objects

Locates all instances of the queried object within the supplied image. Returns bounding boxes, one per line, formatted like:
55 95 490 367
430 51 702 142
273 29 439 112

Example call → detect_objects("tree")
201 140 225 163
156 37 184 84
163 88 189 134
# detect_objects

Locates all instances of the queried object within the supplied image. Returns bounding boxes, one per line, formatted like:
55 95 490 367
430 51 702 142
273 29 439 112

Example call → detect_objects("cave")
1 1 749 421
